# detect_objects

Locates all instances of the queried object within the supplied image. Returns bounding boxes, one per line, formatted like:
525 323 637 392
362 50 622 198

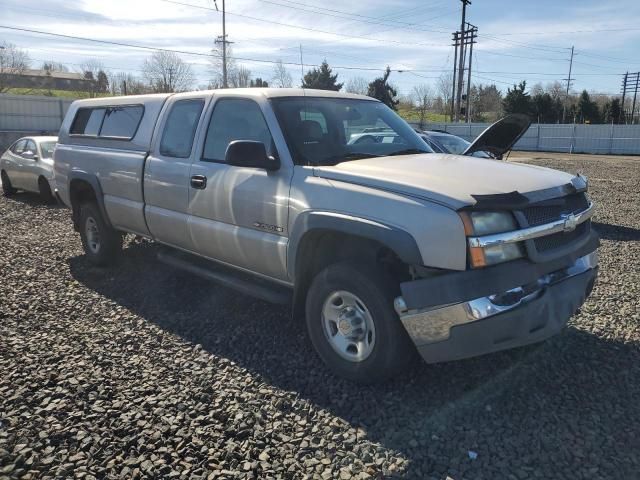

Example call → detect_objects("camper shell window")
70 105 144 140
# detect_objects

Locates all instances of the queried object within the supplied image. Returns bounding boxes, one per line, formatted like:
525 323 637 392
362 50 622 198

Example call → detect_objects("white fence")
1 94 640 155
0 94 75 132
420 122 640 155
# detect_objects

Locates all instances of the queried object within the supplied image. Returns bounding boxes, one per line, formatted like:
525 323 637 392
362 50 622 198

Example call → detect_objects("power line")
156 0 451 47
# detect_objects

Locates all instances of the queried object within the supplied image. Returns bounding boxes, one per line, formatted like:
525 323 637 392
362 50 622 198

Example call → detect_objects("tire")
1 171 17 196
305 261 416 383
38 177 55 204
79 202 122 266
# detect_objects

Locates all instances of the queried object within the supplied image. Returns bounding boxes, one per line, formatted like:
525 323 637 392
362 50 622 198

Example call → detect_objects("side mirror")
22 150 38 160
225 140 280 171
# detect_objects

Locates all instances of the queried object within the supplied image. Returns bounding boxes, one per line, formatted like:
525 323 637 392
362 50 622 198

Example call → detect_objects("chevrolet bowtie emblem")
561 213 578 233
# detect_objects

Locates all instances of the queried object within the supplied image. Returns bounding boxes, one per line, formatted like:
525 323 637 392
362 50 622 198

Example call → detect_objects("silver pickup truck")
54 89 598 383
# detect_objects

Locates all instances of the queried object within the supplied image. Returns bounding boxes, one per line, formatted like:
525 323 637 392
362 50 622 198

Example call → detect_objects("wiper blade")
387 148 429 157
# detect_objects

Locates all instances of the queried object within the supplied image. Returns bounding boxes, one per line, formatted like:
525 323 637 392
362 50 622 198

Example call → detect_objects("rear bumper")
395 250 598 363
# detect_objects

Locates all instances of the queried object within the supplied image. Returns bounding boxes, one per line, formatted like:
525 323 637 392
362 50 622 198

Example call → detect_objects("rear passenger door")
188 96 293 282
144 96 207 250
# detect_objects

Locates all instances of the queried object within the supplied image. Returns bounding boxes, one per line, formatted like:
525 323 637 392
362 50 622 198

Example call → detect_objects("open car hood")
463 114 531 158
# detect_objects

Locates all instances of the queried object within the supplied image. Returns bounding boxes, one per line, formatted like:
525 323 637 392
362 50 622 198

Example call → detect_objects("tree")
230 65 252 88
367 66 398 110
532 92 562 123
143 51 195 93
345 77 369 95
503 81 532 117
0 42 31 93
42 61 68 73
271 59 293 88
108 72 148 95
302 60 343 91
604 98 623 124
209 44 236 88
577 90 601 123
470 84 502 121
250 77 269 87
78 59 109 97
436 72 453 116
412 84 433 128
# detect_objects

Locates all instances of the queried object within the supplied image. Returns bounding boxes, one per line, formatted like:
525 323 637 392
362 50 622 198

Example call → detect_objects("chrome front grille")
522 193 590 227
518 192 591 255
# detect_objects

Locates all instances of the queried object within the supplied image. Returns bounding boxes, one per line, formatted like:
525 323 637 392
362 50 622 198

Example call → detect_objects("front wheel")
79 202 122 266
1 171 17 196
305 262 416 383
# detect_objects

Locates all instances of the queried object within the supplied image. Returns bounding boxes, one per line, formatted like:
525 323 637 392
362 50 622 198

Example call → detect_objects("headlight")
459 211 524 268
464 211 517 235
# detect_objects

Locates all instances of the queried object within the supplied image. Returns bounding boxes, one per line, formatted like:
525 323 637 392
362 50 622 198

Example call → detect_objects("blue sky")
1 0 639 96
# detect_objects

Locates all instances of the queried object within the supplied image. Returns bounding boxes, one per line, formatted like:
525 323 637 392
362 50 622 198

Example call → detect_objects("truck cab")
54 89 598 383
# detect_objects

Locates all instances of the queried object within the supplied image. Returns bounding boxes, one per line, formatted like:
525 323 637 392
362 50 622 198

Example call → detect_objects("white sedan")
1 136 58 202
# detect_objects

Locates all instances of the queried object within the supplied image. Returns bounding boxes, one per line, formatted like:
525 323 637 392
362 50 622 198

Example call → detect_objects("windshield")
430 133 470 155
271 97 432 166
39 141 56 159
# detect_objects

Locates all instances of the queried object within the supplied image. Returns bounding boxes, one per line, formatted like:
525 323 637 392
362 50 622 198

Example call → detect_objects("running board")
157 249 292 305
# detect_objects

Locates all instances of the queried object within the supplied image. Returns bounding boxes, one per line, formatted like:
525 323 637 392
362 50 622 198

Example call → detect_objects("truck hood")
313 153 576 209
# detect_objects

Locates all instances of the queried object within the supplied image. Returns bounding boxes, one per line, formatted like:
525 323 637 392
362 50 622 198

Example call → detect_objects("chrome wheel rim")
85 217 101 254
322 290 376 362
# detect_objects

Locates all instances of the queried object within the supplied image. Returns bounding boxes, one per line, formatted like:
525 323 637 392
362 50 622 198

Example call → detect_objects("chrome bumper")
395 251 598 348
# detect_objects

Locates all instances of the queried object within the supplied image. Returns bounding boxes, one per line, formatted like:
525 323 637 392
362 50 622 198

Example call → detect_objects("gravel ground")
1 152 639 480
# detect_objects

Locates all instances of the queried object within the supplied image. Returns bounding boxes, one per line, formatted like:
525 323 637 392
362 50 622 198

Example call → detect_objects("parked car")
54 90 598 383
419 114 531 159
1 136 58 202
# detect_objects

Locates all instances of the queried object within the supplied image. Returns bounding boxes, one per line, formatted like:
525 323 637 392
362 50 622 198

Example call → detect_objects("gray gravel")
1 152 639 480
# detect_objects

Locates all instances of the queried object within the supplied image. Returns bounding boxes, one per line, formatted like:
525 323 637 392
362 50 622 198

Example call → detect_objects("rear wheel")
38 177 55 204
305 261 416 383
79 202 122 266
1 171 17 196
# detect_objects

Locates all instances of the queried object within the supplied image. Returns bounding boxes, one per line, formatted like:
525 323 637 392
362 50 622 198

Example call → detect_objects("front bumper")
395 251 598 363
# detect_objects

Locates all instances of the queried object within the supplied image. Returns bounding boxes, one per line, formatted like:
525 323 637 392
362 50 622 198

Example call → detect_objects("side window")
11 139 26 154
202 98 274 162
24 140 37 156
100 106 144 139
159 99 205 158
70 108 106 136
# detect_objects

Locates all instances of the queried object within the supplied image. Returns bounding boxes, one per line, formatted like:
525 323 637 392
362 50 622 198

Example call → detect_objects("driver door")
188 96 293 282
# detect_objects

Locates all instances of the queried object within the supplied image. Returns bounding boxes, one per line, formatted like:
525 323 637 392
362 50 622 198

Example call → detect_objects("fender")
287 210 423 280
68 171 113 229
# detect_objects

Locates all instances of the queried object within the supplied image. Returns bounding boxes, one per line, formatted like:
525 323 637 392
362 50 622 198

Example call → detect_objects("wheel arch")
288 211 423 318
68 172 112 230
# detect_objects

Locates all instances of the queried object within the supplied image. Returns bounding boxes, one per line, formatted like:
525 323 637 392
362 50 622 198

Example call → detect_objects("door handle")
190 174 207 189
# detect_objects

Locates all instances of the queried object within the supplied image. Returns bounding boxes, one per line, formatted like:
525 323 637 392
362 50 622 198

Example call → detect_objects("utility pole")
299 44 304 86
213 0 231 88
465 24 478 123
621 72 628 124
450 30 459 122
620 71 639 124
455 0 471 122
632 73 639 125
562 46 574 123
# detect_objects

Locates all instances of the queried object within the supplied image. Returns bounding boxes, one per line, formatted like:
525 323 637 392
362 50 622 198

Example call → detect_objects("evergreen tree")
250 78 269 87
532 92 562 123
301 60 343 91
367 66 399 110
502 81 532 117
577 90 601 123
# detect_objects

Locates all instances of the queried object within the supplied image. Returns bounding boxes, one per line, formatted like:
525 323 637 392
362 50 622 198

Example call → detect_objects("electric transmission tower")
621 71 640 124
